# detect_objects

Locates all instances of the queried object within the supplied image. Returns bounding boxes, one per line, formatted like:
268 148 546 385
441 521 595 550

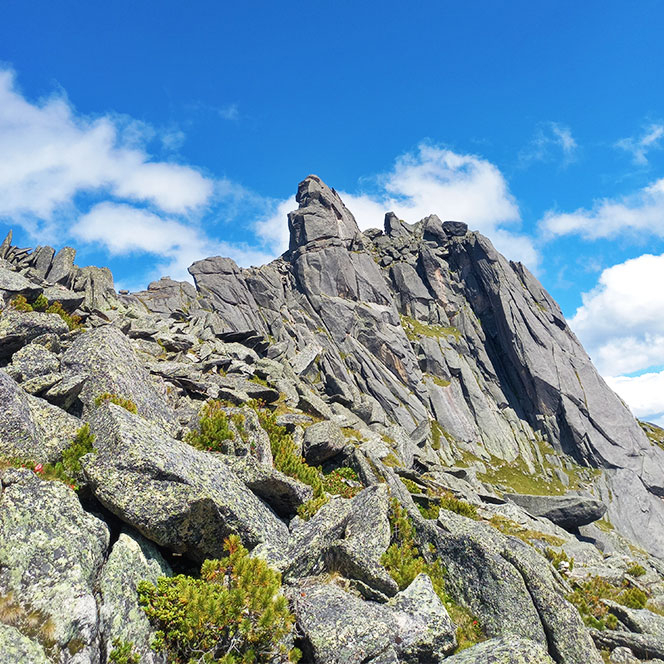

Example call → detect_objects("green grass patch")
567 577 647 630
10 294 83 331
400 315 461 343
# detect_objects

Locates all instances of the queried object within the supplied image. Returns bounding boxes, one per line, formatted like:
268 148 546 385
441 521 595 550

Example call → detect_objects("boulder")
303 420 347 465
61 325 177 433
443 636 554 663
291 575 456 664
0 266 40 303
0 625 50 664
0 469 110 662
604 600 664 639
0 310 69 359
98 530 171 664
442 221 468 236
588 628 664 660
507 493 607 529
8 343 60 382
0 370 82 463
82 404 289 561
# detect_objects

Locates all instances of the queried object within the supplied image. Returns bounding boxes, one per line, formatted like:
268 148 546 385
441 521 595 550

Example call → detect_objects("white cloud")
569 253 664 376
253 196 296 256
606 371 664 424
519 122 578 166
540 176 664 240
0 68 213 227
615 123 664 165
339 144 538 268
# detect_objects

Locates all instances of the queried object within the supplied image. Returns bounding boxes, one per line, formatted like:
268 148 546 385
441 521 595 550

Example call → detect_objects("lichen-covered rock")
0 266 41 304
98 530 171 664
280 485 393 597
225 454 313 517
303 420 347 465
443 636 554 663
8 343 60 382
589 628 664 660
0 469 110 663
387 573 456 661
291 575 455 664
82 404 289 561
604 600 664 639
0 310 69 359
0 624 50 664
0 370 82 463
61 325 177 433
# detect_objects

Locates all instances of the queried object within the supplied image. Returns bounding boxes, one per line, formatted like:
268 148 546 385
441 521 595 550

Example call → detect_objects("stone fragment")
443 636 554 663
303 420 347 465
507 493 607 529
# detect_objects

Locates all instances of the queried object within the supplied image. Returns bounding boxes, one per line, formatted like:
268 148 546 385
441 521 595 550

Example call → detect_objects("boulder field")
1 176 664 663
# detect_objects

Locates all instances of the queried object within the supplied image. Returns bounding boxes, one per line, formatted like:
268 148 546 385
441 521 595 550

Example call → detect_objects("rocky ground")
2 176 664 663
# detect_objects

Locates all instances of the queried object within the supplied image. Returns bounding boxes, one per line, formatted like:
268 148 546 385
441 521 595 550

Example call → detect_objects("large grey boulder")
280 485 395 598
589 628 664 660
303 420 347 465
431 508 602 664
0 469 110 663
61 325 177 433
0 625 50 664
0 310 69 358
98 530 171 664
0 370 82 463
604 600 664 639
290 575 456 664
443 636 554 663
82 404 289 561
507 493 607 530
0 266 40 304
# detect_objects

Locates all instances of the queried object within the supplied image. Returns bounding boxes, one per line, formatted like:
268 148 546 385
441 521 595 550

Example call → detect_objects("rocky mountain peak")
1 177 664 663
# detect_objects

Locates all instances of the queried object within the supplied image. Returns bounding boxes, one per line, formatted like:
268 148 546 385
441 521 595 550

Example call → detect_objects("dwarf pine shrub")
9 294 83 330
567 576 647 629
138 535 300 663
94 392 138 414
108 639 140 664
186 400 236 453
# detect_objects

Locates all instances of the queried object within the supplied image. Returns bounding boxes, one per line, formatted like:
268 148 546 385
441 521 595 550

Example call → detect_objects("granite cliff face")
1 175 664 663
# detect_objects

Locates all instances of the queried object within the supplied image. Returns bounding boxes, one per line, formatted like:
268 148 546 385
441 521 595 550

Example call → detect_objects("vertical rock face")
116 174 664 557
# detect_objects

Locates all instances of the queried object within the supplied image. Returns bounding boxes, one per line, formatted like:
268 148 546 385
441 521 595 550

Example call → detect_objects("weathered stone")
98 530 171 664
45 246 76 285
0 624 50 664
589 628 664 660
303 420 347 465
9 343 60 382
443 636 554 663
442 220 468 236
0 266 41 303
604 599 664 639
82 404 289 561
507 493 607 529
0 310 69 358
0 469 109 662
0 370 82 463
41 285 85 311
61 325 177 433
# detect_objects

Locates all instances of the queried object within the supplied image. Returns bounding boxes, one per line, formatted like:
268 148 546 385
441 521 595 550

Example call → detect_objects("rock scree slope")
0 175 664 663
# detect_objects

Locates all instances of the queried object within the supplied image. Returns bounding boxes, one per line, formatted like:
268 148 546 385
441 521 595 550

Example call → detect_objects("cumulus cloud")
540 177 664 240
0 69 213 225
569 253 664 377
253 196 296 256
615 123 664 165
606 372 664 426
519 122 578 167
0 67 270 281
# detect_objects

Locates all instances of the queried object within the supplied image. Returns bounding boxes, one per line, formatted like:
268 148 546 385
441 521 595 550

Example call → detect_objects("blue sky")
2 1 664 421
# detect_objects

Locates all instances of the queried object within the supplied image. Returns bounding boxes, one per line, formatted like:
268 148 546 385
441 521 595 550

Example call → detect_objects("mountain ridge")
1 175 664 663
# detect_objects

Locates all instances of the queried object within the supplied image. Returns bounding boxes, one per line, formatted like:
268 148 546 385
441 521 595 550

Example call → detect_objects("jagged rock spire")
287 175 361 251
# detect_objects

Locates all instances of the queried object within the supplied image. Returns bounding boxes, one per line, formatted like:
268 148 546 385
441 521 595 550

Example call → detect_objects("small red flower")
34 463 43 473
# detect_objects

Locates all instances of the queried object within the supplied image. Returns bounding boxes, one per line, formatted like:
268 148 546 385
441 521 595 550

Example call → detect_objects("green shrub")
567 577 647 629
108 639 140 664
138 535 300 663
9 294 83 330
186 401 235 453
9 295 33 311
94 393 138 414
2 424 95 491
381 499 446 600
626 562 646 577
545 548 574 572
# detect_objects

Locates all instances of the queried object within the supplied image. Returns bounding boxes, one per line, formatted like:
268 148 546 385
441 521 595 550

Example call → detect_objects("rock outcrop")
1 175 664 663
